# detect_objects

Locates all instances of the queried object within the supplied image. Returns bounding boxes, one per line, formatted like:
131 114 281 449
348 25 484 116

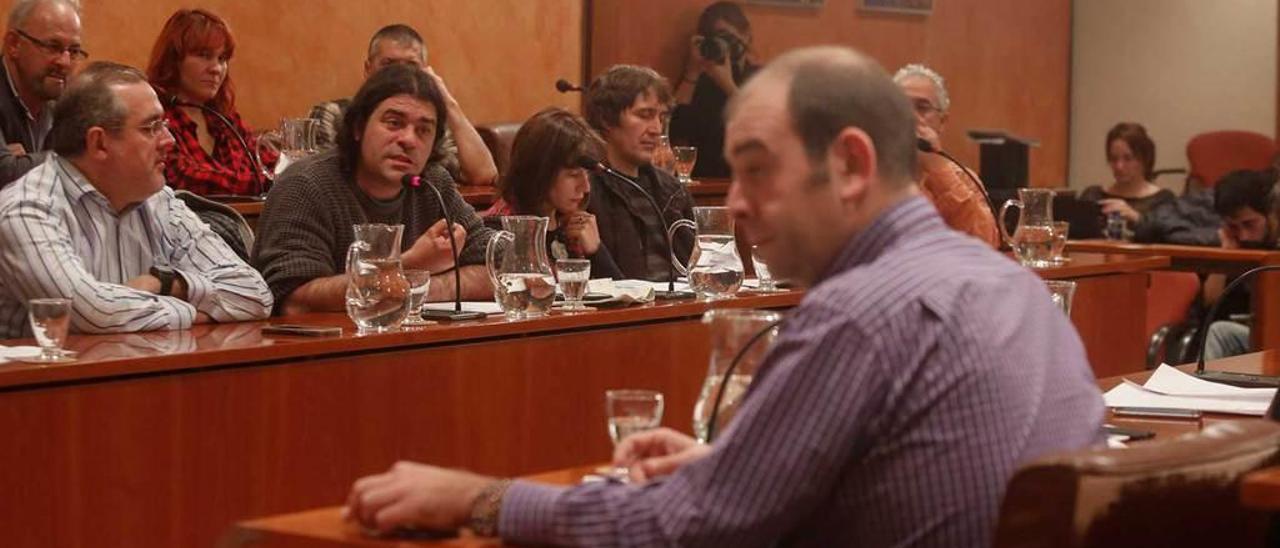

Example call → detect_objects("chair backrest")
476 122 523 181
993 420 1280 548
1145 271 1201 342
1186 131 1276 189
174 190 255 261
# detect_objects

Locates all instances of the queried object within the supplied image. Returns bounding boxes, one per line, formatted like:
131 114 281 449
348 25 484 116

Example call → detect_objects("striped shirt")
498 196 1105 547
0 155 273 338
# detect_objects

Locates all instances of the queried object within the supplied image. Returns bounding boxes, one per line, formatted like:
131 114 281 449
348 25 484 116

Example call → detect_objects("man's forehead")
726 78 790 154
372 41 423 61
898 76 938 99
629 90 666 110
375 95 436 120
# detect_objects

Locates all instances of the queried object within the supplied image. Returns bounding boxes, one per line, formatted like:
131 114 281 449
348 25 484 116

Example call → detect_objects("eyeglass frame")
104 117 172 140
910 98 944 118
12 28 88 61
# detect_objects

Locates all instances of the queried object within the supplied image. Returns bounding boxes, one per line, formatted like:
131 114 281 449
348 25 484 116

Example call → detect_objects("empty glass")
1045 280 1077 317
27 298 73 362
673 146 697 185
750 245 782 292
400 269 432 326
605 389 664 446
1050 221 1069 265
555 258 591 312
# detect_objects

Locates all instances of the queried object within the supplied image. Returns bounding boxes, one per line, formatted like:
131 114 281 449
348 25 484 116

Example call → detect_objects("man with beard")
0 0 83 185
1203 169 1279 359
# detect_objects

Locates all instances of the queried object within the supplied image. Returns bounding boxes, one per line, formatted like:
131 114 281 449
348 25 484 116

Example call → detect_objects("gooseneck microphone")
555 79 583 93
917 138 992 206
168 96 268 201
705 318 784 443
1193 265 1280 387
402 174 486 321
576 156 695 299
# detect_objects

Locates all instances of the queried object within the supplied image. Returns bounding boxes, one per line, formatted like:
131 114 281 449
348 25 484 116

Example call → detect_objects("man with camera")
669 1 758 179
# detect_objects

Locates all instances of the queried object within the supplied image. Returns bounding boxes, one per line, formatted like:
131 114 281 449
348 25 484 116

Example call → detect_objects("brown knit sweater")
252 149 493 310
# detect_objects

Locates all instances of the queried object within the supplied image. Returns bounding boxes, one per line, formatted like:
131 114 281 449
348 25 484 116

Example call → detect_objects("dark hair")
499 108 606 214
583 65 672 133
1106 122 1156 181
336 63 448 176
50 61 148 157
367 24 425 62
145 8 237 112
737 47 916 185
697 1 750 37
1214 169 1277 217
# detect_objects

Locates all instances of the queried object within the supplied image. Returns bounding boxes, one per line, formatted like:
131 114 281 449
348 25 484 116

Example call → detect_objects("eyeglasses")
911 99 943 117
13 29 88 61
138 118 171 139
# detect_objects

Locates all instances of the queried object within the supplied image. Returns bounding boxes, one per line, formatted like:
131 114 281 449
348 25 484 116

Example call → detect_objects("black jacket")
588 166 695 281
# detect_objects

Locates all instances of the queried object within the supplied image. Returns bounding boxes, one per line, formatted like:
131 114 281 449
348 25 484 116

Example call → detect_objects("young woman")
1080 122 1175 228
146 9 275 197
485 108 623 279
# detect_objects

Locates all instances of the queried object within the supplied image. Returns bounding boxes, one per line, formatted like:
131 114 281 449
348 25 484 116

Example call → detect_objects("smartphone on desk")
261 324 343 337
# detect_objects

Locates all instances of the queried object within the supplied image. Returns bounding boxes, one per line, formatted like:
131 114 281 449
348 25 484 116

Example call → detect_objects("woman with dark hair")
669 1 760 179
484 108 623 279
146 8 275 197
1080 122 1175 228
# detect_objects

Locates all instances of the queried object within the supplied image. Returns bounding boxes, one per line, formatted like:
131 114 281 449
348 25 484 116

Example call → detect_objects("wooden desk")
229 352 1280 548
0 292 799 548
1066 240 1280 351
1036 252 1170 377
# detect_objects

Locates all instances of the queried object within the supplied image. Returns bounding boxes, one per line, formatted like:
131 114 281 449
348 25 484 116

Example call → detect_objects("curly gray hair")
893 63 949 113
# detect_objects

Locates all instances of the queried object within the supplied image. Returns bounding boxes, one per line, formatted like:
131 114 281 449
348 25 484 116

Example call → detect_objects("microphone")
705 318 784 443
555 79 583 93
1193 265 1280 387
168 95 268 201
401 174 486 322
917 137 995 217
576 156 695 299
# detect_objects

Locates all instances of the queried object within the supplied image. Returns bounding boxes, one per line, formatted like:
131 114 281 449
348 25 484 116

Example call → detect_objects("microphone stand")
579 158 695 299
402 175 486 321
917 138 994 214
705 318 784 443
1193 265 1280 387
171 97 268 201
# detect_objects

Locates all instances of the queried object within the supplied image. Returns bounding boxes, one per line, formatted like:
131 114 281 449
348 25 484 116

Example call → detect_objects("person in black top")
483 107 623 280
669 1 760 179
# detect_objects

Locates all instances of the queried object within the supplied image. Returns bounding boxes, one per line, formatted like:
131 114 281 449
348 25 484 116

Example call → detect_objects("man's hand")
424 66 458 107
612 427 712 483
563 211 601 256
915 124 948 172
345 461 494 534
1099 198 1140 224
685 36 736 95
404 219 465 273
1219 226 1241 250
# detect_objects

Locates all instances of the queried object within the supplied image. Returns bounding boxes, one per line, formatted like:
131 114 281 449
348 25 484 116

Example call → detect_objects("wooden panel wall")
591 0 1072 188
0 0 583 130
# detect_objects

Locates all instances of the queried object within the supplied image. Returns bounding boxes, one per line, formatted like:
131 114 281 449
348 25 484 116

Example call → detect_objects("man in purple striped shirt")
345 46 1104 547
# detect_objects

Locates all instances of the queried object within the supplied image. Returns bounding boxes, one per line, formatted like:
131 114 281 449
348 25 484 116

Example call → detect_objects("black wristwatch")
149 265 176 296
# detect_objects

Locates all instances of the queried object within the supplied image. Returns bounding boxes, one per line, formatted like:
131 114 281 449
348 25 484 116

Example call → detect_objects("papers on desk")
1103 364 1277 416
0 344 41 362
421 301 504 315
587 279 656 304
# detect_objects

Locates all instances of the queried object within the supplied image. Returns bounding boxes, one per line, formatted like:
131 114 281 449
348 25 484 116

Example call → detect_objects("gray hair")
730 46 917 187
7 0 80 30
893 63 949 113
49 61 147 157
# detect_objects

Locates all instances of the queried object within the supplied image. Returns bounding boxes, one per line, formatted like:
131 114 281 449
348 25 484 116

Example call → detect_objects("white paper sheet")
1103 364 1276 416
0 345 41 362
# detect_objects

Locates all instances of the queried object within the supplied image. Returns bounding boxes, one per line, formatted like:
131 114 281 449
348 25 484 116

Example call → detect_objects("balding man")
342 47 1103 547
894 64 1000 247
0 0 83 185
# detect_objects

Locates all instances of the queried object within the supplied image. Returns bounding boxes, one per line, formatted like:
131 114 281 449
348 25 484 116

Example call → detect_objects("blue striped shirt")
0 155 272 338
498 196 1104 547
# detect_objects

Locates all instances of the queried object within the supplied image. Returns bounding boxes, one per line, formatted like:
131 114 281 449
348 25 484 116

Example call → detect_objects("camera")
698 31 743 64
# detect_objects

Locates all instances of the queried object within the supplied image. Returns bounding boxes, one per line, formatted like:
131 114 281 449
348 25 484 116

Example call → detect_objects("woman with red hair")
146 8 274 197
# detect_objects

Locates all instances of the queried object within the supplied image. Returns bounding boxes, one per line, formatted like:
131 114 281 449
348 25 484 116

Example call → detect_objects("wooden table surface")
1066 239 1280 351
227 352 1280 548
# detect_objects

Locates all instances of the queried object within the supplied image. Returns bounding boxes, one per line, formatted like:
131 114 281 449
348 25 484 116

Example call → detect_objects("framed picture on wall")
745 0 824 7
859 0 933 15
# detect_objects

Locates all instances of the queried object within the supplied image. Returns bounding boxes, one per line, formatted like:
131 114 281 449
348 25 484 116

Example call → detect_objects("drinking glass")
673 146 698 185
1045 280 1077 317
605 389 664 446
400 269 432 326
555 258 591 312
1050 221 1069 265
750 245 782 292
27 298 72 362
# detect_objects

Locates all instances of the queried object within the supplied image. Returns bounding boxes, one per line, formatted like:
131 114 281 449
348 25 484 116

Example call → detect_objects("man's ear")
84 127 110 159
829 126 877 202
3 31 18 60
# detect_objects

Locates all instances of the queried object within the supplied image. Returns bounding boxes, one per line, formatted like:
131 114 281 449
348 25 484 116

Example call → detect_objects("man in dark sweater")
584 65 695 282
253 64 494 315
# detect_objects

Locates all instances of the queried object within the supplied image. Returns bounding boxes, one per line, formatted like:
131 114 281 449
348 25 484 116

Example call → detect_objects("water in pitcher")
495 273 557 318
692 373 753 443
1013 225 1055 268
345 258 410 331
688 235 743 299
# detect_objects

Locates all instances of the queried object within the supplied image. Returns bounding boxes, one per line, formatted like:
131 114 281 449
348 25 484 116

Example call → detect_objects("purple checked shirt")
498 196 1105 547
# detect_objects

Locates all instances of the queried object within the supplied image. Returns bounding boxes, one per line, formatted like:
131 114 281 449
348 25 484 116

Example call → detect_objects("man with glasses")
0 61 272 338
0 0 85 185
894 64 999 247
306 24 497 186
